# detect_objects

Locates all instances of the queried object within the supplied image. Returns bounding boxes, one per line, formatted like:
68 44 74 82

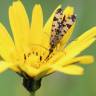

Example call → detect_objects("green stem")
30 91 35 96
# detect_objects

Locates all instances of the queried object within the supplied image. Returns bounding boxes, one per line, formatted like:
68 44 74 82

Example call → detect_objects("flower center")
23 45 49 69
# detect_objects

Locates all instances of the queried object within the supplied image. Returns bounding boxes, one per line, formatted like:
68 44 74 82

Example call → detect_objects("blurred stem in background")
30 92 35 96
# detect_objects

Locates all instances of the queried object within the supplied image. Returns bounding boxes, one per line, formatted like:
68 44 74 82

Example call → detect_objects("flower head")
0 1 96 92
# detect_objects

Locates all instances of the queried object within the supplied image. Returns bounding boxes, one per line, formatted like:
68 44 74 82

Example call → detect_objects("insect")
49 8 76 53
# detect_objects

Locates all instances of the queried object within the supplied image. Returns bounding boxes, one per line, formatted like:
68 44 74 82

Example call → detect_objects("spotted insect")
49 8 76 52
50 8 63 51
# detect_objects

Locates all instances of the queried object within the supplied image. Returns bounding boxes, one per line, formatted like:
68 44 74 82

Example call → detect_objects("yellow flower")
0 0 96 91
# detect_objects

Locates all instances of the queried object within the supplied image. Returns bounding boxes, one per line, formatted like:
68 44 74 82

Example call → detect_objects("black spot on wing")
71 14 76 22
66 24 72 29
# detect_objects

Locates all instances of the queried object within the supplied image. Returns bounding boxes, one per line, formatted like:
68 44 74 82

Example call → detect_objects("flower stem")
30 91 35 96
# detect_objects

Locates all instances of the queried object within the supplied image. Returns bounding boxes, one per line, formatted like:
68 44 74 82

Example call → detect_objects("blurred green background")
0 0 96 96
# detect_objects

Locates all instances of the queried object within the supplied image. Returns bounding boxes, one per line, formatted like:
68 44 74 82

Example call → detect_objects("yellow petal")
36 55 93 78
60 23 76 49
42 5 61 49
0 61 14 73
50 27 96 68
77 27 96 41
79 56 94 64
63 6 74 17
47 51 64 64
9 1 30 51
64 27 96 58
0 23 15 61
35 65 52 79
70 56 94 64
19 64 38 77
60 55 94 66
30 4 43 45
59 6 76 49
56 65 84 75
52 39 95 69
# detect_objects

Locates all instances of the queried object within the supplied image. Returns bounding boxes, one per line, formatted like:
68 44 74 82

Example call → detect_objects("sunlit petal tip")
80 56 95 64
92 26 96 28
91 26 96 32
57 4 62 9
33 4 43 16
88 26 96 32
65 6 74 9
66 56 95 65
57 65 84 75
90 26 96 31
11 0 22 6
38 4 42 7
33 4 42 9
63 6 74 16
